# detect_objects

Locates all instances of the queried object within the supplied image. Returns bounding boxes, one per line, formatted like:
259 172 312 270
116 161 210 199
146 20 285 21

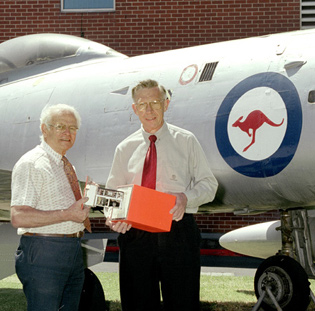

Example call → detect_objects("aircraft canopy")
0 33 125 74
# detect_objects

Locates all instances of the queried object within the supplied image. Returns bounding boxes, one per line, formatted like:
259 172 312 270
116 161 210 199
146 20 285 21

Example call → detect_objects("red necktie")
141 135 157 189
62 156 92 233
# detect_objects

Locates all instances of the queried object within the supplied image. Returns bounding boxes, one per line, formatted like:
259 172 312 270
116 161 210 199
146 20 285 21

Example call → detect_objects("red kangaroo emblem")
232 110 284 152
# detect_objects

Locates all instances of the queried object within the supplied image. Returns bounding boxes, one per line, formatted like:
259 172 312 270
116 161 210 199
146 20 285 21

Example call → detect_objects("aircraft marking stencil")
215 72 302 178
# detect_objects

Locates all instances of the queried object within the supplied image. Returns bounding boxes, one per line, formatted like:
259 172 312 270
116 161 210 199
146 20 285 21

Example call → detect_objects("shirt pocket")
157 162 187 193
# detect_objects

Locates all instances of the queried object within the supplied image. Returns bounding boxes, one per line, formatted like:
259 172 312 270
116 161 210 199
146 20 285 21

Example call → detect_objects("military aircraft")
1 29 315 310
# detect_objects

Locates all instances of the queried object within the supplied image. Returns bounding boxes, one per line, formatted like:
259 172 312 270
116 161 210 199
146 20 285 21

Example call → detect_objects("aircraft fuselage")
1 30 315 215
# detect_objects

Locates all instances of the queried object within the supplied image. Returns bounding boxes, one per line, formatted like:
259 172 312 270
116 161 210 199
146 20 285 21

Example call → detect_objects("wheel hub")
257 266 293 308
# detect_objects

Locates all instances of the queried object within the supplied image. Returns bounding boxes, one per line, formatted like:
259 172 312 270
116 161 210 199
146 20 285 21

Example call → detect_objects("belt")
23 231 84 238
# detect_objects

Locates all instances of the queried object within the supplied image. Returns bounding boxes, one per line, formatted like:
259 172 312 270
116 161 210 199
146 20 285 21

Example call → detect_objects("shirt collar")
40 141 63 165
141 122 169 142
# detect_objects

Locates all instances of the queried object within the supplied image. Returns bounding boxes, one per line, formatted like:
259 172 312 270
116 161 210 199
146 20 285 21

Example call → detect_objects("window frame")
61 0 115 13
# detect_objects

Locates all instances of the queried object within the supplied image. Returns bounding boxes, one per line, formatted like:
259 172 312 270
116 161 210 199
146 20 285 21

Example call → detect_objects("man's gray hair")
132 79 168 102
39 104 81 141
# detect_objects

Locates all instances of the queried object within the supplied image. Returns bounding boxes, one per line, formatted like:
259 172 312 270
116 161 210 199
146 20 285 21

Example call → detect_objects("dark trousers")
15 235 85 311
118 214 201 311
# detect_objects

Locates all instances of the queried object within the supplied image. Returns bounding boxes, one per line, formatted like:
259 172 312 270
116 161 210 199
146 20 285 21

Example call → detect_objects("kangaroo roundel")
232 109 284 153
215 72 302 178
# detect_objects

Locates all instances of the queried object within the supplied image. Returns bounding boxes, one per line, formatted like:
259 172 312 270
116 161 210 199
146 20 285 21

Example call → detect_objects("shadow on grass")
236 289 256 296
3 289 314 311
107 301 315 311
200 301 255 310
105 301 255 311
0 289 255 311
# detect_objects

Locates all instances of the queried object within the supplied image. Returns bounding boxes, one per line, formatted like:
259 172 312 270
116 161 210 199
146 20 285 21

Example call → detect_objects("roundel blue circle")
215 72 302 178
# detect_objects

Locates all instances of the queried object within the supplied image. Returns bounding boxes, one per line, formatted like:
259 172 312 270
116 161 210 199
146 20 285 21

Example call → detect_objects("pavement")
0 222 20 280
89 261 257 277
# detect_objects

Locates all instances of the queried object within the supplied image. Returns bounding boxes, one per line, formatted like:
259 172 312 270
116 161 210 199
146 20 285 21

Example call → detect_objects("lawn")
1 273 315 311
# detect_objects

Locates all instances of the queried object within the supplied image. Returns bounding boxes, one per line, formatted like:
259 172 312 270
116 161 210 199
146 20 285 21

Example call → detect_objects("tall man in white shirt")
106 79 218 311
11 104 90 311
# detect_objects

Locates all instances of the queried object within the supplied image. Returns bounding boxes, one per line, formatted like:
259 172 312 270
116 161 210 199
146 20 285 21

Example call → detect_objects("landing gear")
253 255 310 311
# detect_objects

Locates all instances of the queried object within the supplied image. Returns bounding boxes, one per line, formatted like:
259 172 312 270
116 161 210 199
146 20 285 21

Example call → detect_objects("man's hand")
169 192 187 222
11 197 90 228
64 197 90 223
105 217 132 234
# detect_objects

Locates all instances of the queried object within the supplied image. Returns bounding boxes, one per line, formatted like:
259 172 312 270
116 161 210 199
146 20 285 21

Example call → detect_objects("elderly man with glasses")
11 103 90 311
106 79 218 311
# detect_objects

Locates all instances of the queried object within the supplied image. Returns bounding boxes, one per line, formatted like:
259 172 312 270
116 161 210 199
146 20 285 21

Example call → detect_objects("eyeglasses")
135 100 165 112
48 123 78 134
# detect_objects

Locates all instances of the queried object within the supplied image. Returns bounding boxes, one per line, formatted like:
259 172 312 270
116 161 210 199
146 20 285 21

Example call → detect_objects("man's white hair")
39 104 81 141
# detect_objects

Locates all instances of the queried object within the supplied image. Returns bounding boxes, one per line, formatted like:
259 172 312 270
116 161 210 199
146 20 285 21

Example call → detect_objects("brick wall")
194 211 280 233
90 210 280 234
0 0 300 56
1 0 296 233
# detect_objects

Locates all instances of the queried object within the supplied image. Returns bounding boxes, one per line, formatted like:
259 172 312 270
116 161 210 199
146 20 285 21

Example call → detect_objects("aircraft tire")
254 255 310 311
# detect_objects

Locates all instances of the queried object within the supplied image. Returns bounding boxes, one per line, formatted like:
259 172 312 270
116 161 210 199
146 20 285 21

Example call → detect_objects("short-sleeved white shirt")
11 141 84 235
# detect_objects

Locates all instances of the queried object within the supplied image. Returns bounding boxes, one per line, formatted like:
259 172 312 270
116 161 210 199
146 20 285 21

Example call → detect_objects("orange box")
113 184 176 232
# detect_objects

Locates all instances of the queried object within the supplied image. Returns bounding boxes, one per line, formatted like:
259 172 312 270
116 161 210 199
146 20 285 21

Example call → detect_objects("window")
61 0 115 13
301 0 315 29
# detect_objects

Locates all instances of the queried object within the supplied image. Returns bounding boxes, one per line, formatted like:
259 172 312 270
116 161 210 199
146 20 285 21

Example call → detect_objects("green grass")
1 273 315 311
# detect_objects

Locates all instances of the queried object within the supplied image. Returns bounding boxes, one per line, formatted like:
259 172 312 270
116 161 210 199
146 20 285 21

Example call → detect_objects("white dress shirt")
106 122 218 213
11 141 84 235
